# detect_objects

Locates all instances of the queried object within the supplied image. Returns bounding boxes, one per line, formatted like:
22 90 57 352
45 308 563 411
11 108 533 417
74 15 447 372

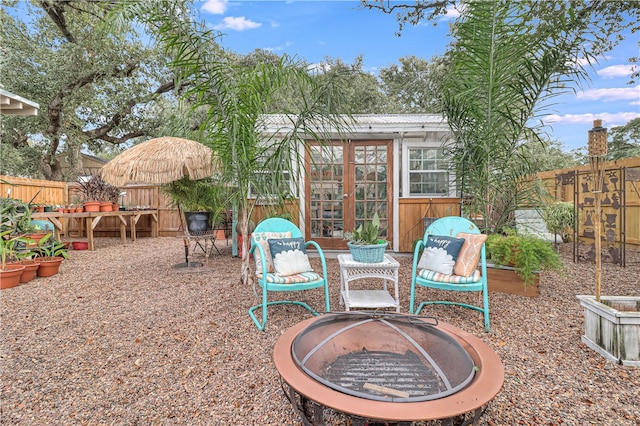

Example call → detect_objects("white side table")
338 253 400 312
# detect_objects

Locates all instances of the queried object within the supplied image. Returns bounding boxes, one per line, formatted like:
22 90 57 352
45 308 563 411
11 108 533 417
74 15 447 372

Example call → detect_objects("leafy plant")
1 197 33 235
79 174 120 203
542 202 574 244
344 213 386 245
32 234 69 260
1 198 39 269
441 1 590 234
1 230 33 270
163 177 231 226
486 230 562 286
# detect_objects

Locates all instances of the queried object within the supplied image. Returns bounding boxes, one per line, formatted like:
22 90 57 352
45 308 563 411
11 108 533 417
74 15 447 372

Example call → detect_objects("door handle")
343 193 348 198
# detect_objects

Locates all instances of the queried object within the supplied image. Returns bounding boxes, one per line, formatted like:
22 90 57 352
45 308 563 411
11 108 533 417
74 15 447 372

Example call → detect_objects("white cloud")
444 4 462 19
265 41 294 52
437 3 464 21
597 64 635 79
213 16 262 31
201 0 228 15
571 55 612 68
576 85 640 102
544 112 640 125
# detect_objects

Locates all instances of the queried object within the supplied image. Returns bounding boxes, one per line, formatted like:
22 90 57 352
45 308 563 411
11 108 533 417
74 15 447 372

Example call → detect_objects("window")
249 170 295 203
402 144 453 197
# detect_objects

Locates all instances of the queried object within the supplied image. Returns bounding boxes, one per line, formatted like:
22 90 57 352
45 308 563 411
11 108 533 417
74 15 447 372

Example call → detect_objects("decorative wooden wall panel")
537 157 640 257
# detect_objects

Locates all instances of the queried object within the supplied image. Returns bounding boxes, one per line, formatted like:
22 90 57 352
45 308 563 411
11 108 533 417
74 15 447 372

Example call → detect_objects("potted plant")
1 198 32 288
1 230 28 289
485 229 562 287
541 201 575 249
71 195 84 213
343 213 388 263
32 234 68 277
105 185 121 211
163 177 229 234
78 174 120 212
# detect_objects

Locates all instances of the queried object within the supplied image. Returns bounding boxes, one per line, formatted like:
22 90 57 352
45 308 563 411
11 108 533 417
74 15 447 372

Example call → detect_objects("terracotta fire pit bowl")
273 312 504 424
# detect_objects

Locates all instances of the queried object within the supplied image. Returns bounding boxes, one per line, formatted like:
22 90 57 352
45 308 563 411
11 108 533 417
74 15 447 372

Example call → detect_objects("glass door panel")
352 144 389 239
306 141 392 249
308 145 344 247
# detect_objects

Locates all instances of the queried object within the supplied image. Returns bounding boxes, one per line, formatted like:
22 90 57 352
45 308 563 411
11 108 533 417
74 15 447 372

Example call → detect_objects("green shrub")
486 231 562 286
542 202 574 243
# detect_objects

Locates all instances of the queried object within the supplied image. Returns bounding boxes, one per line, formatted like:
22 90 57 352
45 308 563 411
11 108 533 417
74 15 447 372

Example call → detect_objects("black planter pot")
184 211 211 233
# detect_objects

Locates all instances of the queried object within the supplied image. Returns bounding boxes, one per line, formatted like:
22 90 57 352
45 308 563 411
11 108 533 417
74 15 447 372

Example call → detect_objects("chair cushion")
454 232 488 277
258 271 322 284
417 235 465 275
253 231 292 274
418 269 482 284
269 237 314 276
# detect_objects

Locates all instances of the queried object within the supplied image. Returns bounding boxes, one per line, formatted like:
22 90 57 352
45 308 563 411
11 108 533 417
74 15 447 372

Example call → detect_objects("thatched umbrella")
101 137 217 187
101 137 219 268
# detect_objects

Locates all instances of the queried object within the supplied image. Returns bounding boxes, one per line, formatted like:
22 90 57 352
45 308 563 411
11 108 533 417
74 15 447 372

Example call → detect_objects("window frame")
401 142 456 198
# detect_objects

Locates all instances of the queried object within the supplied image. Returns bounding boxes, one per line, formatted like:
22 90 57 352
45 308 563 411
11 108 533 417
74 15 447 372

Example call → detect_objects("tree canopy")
2 0 637 183
0 0 177 180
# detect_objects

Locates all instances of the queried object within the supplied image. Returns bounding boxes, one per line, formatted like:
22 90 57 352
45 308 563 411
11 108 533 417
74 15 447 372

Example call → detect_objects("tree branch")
39 0 76 43
360 0 454 32
45 62 138 137
82 79 178 143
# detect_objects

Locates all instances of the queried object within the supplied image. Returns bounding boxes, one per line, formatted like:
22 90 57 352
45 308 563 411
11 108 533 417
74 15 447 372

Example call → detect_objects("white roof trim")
261 114 448 138
0 89 39 116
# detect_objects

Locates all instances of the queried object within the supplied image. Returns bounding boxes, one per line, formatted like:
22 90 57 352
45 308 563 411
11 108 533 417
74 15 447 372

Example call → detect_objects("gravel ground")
1 237 639 426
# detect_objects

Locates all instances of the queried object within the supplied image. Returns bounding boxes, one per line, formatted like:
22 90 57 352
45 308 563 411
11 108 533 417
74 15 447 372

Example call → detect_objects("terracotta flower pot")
1 264 26 289
99 202 112 212
18 260 40 283
25 232 51 248
83 201 101 212
72 241 88 250
35 257 64 277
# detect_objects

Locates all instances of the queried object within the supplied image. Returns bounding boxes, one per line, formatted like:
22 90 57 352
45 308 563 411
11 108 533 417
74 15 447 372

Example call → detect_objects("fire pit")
273 312 504 424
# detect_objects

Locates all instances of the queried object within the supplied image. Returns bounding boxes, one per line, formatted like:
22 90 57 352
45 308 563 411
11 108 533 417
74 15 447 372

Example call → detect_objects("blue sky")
198 0 640 152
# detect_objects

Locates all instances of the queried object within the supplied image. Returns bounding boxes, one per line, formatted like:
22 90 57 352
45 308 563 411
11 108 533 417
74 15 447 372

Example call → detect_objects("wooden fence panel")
1 175 66 206
397 198 461 253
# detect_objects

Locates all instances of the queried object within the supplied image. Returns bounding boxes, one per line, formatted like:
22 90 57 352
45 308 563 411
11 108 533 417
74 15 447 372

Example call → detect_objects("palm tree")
440 1 590 233
108 1 349 284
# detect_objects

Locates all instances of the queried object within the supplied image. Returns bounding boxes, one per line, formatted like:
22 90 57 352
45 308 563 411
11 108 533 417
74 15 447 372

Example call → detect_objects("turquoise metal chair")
248 218 330 331
409 216 490 332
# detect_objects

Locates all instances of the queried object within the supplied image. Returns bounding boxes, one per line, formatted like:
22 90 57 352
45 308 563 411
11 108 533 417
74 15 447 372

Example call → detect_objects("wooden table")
31 210 158 251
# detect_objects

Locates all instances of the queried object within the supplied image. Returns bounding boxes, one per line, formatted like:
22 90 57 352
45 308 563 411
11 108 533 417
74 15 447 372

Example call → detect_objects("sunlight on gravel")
1 237 639 425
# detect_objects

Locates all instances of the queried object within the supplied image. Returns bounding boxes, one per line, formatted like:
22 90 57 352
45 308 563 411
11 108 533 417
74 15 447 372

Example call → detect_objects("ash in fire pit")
292 312 476 402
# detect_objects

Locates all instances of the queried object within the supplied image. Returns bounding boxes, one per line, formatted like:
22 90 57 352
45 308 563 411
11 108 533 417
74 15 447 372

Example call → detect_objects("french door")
306 140 392 249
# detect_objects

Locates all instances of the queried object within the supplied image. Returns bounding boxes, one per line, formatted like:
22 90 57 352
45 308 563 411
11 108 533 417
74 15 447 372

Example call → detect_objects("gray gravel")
1 237 639 425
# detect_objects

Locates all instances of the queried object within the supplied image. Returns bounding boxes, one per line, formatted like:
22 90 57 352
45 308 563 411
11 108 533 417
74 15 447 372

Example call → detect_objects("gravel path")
1 237 639 425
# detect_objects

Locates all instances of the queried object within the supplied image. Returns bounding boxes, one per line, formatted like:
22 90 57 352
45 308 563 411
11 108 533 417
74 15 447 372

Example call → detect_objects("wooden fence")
1 176 66 206
3 157 638 253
